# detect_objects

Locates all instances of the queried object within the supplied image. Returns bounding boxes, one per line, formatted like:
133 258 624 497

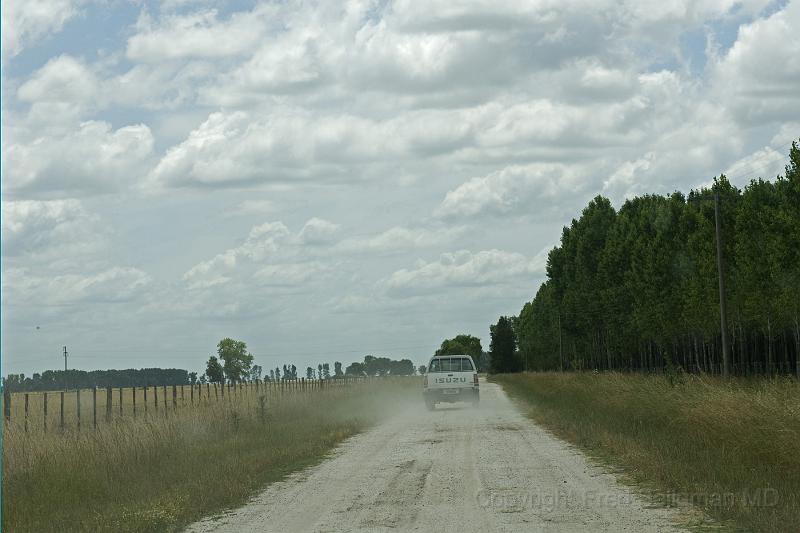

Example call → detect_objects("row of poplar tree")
496 141 800 375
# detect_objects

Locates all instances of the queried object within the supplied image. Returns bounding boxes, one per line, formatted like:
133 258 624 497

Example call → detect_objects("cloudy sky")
2 0 798 377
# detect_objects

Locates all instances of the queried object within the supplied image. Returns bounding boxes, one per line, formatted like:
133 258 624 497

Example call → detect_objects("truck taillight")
473 373 479 386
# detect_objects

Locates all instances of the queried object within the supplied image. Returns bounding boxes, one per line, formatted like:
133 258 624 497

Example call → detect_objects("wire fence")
1 376 376 434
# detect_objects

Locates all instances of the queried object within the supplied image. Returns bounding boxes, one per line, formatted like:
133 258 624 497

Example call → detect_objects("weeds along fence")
1 377 378 434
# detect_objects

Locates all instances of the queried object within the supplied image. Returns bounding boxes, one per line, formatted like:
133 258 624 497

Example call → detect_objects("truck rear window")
428 358 474 372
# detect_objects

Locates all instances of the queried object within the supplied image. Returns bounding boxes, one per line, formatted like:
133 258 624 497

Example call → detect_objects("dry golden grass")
3 377 419 532
494 372 800 533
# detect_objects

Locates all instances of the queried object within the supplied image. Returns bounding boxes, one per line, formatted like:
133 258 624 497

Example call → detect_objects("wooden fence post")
93 387 97 429
3 387 10 424
60 391 65 431
172 385 177 410
181 385 185 404
43 392 48 432
154 385 159 411
77 389 81 430
132 386 136 418
24 393 29 432
144 385 149 413
106 386 112 423
163 385 167 412
119 388 123 417
191 383 194 404
214 383 219 400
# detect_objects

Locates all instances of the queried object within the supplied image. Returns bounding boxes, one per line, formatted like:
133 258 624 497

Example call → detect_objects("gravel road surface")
186 379 686 532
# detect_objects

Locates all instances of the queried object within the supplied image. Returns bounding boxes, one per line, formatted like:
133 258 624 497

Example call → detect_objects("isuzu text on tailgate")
422 355 479 410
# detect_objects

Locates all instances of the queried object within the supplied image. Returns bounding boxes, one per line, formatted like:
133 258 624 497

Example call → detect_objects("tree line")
4 339 422 392
490 141 800 375
201 341 420 384
2 368 190 392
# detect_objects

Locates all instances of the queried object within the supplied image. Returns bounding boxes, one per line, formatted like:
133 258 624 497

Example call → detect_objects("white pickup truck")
423 354 479 410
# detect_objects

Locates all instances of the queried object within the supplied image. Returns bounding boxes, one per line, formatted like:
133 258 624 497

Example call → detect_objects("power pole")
63 346 69 391
558 312 564 372
714 192 730 377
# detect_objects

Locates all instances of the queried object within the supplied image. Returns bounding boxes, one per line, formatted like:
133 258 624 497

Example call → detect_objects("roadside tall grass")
3 378 419 532
494 372 800 533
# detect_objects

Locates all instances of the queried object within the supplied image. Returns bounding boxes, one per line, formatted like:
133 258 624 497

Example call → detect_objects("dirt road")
186 380 686 532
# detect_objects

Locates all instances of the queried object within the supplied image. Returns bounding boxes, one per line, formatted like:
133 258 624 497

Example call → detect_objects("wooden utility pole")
558 312 564 372
63 346 68 391
714 192 730 377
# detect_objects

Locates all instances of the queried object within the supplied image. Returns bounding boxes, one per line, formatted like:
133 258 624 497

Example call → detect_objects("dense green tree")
436 335 482 358
507 141 800 375
490 316 520 373
345 362 365 375
205 357 224 383
217 338 253 382
436 334 487 370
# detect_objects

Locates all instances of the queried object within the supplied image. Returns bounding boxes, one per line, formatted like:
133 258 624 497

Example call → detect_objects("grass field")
494 372 800 533
3 377 419 532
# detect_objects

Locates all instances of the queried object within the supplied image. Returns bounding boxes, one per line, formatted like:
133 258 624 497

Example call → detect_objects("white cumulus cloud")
383 249 542 297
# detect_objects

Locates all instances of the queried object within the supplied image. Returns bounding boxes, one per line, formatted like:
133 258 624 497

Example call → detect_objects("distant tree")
275 367 281 381
206 356 225 383
217 338 253 383
388 358 415 375
189 372 198 384
341 356 418 376
322 363 331 379
199 374 207 384
490 316 520 373
418 365 427 375
363 355 391 376
306 367 315 379
317 363 323 379
290 364 297 379
270 369 275 381
345 362 365 376
436 334 488 371
249 365 263 381
3 368 193 391
334 361 343 378
436 335 482 358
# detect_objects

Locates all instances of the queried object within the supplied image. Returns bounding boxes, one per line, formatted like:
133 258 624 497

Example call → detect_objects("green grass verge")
3 379 418 532
493 372 799 533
